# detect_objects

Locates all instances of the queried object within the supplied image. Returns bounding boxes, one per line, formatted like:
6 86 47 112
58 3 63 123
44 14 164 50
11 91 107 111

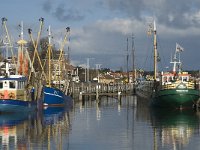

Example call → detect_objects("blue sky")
1 0 200 71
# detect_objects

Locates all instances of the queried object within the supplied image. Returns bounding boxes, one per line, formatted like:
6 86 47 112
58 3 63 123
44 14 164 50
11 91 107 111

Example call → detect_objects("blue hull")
43 86 71 106
0 99 37 112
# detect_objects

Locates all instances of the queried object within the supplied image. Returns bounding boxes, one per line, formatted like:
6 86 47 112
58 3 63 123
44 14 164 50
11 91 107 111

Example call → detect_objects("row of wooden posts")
68 82 135 101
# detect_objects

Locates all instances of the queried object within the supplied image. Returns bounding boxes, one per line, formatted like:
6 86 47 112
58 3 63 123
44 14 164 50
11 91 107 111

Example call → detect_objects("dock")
68 82 135 101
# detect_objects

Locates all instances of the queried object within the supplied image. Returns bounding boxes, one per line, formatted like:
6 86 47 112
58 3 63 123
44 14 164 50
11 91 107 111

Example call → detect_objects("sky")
1 0 200 71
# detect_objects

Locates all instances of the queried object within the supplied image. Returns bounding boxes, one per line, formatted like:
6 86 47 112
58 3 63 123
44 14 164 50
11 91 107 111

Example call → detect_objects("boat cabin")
0 75 27 99
161 72 191 85
161 72 195 89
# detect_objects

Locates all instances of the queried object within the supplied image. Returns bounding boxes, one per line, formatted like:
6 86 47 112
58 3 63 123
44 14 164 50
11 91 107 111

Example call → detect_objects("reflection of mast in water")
42 107 71 150
153 128 158 150
96 101 101 121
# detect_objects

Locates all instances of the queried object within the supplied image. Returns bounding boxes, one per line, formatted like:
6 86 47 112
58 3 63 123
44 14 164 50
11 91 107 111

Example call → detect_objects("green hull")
152 89 200 108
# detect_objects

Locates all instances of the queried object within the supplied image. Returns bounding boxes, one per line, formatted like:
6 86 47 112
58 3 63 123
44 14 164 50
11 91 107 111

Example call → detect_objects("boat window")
9 81 15 89
21 81 24 89
182 77 188 82
18 81 21 89
18 81 25 89
18 81 22 89
0 82 3 89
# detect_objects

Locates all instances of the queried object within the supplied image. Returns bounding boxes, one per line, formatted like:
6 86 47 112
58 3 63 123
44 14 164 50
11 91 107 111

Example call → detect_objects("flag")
176 43 184 52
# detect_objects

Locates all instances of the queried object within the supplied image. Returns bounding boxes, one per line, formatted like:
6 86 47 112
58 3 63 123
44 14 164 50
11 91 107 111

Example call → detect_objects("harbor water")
1 96 200 150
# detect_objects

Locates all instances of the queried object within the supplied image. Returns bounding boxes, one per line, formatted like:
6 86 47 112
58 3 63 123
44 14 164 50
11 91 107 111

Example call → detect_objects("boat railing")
162 81 196 90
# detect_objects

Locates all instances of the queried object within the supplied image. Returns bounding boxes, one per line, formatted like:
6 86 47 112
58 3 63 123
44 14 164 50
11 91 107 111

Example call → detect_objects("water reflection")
0 96 199 150
150 108 200 150
0 105 72 150
40 106 71 150
0 112 36 149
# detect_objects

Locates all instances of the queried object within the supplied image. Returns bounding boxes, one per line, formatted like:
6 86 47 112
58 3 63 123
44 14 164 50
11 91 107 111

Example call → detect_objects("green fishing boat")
152 72 200 108
136 20 200 108
150 21 200 108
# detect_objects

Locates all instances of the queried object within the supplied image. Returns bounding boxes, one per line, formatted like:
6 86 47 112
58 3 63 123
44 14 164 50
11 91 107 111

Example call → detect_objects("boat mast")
48 25 52 87
126 37 129 83
17 21 27 75
4 37 9 76
170 43 182 74
153 20 157 81
131 33 135 83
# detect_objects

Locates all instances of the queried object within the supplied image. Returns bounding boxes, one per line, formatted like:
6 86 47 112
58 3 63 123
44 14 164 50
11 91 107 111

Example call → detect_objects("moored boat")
153 71 199 108
43 86 72 106
42 26 72 106
0 75 37 112
0 19 40 112
151 24 200 108
136 20 200 108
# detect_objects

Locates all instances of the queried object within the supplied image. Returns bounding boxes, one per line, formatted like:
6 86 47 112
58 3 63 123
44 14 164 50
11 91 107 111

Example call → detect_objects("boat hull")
0 99 37 112
152 89 200 108
43 86 71 106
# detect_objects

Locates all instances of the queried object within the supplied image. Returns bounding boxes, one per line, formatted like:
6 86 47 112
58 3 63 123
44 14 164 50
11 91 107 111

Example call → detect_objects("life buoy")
9 92 15 99
0 93 4 99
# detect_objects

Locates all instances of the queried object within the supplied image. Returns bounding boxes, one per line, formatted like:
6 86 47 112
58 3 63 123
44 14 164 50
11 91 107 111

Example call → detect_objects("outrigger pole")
1 18 16 68
28 17 47 83
53 27 70 82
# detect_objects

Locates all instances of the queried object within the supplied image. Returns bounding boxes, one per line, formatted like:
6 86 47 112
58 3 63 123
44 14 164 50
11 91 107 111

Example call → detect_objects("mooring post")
72 82 75 98
81 82 84 92
96 84 99 100
89 82 91 93
118 91 121 100
79 91 82 101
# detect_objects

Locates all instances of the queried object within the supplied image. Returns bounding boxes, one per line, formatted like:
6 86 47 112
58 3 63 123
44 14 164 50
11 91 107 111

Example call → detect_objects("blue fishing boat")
43 86 72 106
42 26 72 106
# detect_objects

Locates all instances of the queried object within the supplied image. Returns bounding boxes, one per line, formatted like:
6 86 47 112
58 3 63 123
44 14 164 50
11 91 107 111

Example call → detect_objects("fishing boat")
136 20 199 108
0 19 39 112
42 26 72 106
0 74 37 112
152 44 200 108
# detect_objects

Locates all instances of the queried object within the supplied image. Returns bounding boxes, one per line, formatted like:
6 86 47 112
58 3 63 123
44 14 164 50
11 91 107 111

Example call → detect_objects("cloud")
104 0 200 29
41 0 200 70
42 0 84 22
43 0 52 13
68 17 200 70
53 4 84 22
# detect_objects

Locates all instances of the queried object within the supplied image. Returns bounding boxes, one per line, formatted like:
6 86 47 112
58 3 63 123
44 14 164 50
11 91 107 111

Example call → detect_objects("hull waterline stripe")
44 92 63 98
